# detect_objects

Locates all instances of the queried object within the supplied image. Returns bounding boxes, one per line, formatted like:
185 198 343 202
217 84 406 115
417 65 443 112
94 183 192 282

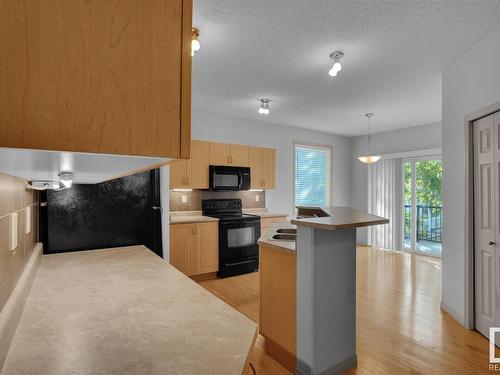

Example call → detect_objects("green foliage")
404 160 442 207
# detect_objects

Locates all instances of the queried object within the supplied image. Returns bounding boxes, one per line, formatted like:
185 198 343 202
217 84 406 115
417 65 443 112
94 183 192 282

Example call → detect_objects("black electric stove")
202 199 261 278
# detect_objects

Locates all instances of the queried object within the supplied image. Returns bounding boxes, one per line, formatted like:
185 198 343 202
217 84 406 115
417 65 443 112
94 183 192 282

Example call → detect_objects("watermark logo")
490 328 500 371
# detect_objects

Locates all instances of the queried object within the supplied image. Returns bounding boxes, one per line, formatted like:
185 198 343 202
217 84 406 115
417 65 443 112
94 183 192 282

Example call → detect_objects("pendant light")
358 113 381 164
191 27 200 56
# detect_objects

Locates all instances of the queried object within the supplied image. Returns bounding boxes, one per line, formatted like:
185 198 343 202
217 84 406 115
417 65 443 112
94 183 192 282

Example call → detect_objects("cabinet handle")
192 225 196 235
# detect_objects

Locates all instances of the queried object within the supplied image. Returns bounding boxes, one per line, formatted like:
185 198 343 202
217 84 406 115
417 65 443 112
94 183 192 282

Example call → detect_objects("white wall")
442 23 500 324
191 109 353 216
351 122 442 243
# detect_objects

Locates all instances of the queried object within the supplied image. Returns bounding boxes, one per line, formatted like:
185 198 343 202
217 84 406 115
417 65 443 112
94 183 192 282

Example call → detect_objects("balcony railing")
404 205 442 243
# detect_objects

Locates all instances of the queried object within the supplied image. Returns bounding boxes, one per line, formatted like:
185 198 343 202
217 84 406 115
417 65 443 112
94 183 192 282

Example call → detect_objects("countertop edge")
291 218 389 230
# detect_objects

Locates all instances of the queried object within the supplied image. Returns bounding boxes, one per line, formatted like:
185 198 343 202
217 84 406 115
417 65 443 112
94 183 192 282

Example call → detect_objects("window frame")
293 141 333 211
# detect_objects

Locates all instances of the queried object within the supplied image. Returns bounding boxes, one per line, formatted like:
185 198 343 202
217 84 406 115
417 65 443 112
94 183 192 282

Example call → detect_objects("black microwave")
209 166 251 191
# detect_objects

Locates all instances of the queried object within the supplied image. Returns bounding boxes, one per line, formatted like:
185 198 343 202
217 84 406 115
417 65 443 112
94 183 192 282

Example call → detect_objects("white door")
474 112 500 338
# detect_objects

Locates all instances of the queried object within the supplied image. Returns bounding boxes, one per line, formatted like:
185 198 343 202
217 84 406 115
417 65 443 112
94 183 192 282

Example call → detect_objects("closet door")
474 113 497 338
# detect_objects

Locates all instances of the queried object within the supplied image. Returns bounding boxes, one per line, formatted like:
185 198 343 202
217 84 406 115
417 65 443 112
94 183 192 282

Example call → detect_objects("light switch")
181 195 188 203
255 195 260 202
25 206 31 234
9 213 18 251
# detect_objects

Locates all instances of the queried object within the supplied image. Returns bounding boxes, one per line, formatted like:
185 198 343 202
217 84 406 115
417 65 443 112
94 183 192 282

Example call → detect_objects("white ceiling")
192 0 500 136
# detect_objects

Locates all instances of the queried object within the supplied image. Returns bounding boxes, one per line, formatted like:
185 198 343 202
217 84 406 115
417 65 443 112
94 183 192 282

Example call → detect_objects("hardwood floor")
199 246 492 375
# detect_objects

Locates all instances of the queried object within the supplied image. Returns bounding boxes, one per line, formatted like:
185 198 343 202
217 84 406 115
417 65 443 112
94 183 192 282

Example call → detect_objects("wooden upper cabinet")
170 140 209 189
0 0 192 159
261 148 276 189
189 141 210 188
230 144 249 167
249 146 276 189
209 143 232 166
169 159 190 188
249 147 263 189
209 142 249 166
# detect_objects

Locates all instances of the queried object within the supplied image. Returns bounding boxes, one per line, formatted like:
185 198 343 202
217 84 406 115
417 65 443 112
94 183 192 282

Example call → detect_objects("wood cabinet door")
261 148 276 189
249 147 263 188
0 0 192 159
169 160 189 189
259 244 297 371
210 142 232 166
230 144 250 167
170 224 195 276
194 223 219 274
189 140 210 188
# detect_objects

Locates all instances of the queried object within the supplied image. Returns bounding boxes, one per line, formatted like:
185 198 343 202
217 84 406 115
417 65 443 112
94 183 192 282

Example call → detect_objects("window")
294 143 332 207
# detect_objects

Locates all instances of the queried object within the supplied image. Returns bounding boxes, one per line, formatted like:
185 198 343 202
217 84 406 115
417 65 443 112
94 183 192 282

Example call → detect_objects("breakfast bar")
258 207 388 375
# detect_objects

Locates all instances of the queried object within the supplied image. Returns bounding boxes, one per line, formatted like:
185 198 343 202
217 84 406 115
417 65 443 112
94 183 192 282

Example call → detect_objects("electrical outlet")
181 195 188 203
255 195 260 202
9 213 18 251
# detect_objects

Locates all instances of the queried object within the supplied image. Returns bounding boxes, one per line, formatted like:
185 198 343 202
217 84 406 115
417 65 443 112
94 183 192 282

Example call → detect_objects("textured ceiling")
192 0 500 136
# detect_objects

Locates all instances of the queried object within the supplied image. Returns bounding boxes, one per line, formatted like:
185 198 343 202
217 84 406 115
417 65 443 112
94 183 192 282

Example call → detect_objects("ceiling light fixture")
191 27 200 56
258 99 270 115
58 171 74 188
358 113 381 164
328 51 344 77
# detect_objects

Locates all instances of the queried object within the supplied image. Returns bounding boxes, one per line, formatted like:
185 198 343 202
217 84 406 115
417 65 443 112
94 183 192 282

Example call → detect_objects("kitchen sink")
271 234 297 241
276 228 297 234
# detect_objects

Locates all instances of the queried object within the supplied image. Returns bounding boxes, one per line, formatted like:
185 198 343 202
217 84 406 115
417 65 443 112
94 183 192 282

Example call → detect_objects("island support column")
296 225 357 375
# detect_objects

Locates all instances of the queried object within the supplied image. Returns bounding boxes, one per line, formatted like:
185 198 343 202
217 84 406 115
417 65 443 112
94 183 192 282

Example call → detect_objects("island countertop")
291 206 389 230
1 246 256 375
258 221 297 253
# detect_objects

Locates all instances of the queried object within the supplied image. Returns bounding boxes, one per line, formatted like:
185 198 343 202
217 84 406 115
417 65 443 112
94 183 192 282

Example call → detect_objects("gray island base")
292 207 389 375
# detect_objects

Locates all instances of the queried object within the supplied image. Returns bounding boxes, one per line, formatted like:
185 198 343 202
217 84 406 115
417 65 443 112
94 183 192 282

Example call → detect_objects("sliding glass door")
403 157 443 256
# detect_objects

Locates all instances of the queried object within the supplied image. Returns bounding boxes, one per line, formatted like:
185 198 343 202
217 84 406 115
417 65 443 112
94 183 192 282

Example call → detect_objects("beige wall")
0 173 38 312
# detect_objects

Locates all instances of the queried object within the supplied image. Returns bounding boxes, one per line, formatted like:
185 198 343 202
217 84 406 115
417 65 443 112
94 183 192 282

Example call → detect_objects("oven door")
219 219 260 262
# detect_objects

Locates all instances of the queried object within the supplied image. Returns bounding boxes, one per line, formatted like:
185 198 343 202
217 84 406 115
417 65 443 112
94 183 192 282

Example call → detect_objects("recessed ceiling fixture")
258 99 270 115
358 113 381 164
191 27 201 56
328 51 344 77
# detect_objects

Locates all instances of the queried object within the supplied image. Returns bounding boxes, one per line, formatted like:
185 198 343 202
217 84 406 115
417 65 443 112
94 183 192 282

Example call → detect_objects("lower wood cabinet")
170 222 218 276
259 243 297 372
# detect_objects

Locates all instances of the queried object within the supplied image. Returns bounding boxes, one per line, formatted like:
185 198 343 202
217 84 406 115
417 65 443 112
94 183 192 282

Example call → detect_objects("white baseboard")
0 243 42 371
440 301 466 327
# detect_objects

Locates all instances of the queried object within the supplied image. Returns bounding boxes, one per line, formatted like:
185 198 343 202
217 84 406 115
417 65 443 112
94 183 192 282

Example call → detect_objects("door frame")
401 155 442 257
464 101 500 329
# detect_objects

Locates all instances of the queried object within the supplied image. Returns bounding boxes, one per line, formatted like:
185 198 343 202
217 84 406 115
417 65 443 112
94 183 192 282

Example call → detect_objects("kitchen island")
258 207 388 375
1 246 256 375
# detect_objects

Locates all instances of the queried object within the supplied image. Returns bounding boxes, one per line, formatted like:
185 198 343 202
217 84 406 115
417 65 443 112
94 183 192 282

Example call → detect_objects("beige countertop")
170 211 219 224
1 246 256 375
258 221 296 254
243 208 288 218
292 206 389 230
170 209 287 224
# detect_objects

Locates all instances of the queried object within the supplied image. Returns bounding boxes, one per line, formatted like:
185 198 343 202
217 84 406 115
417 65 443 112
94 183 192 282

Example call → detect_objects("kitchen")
2 1 500 375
